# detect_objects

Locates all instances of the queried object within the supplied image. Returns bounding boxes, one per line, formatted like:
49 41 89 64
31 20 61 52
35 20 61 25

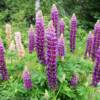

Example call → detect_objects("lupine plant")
92 20 100 61
51 4 59 37
15 32 25 58
58 33 65 61
46 22 57 89
59 18 65 35
0 40 9 80
70 74 79 87
9 40 16 52
22 66 32 89
28 24 35 54
92 47 100 86
84 31 94 58
36 10 45 64
5 23 12 47
70 13 77 53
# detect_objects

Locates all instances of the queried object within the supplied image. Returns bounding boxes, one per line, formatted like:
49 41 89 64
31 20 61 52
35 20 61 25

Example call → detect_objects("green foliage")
0 0 100 100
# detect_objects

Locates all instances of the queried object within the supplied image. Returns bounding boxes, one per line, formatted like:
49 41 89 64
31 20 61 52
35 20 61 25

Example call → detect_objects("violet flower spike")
70 74 78 87
58 34 65 61
59 18 65 35
92 47 100 86
92 20 100 61
51 4 59 37
28 24 35 54
70 13 77 53
22 67 32 89
0 41 9 80
36 10 46 64
84 31 94 58
46 23 57 89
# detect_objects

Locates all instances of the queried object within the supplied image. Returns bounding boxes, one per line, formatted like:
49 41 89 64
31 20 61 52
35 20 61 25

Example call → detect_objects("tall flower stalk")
51 4 59 37
0 40 9 80
5 23 12 47
58 34 65 61
22 66 32 89
92 47 100 86
9 40 16 52
92 20 100 61
46 22 57 89
59 18 65 35
15 32 25 58
36 10 45 64
28 24 35 54
70 13 77 53
84 31 94 58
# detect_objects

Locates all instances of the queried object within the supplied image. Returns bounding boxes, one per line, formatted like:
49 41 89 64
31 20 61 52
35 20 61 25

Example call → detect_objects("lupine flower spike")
15 32 25 58
5 23 12 47
0 40 9 80
58 34 65 61
46 22 57 89
70 13 77 53
15 32 22 50
36 10 45 64
28 24 35 53
59 18 65 35
9 40 16 52
22 66 32 89
92 47 100 86
51 4 59 37
18 44 25 58
84 31 94 58
70 74 79 87
92 20 100 61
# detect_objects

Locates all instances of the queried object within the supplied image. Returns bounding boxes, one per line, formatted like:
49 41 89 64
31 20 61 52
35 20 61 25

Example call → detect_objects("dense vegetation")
0 0 100 100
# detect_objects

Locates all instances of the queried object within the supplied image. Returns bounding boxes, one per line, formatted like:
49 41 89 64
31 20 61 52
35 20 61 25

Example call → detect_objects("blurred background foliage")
0 0 100 30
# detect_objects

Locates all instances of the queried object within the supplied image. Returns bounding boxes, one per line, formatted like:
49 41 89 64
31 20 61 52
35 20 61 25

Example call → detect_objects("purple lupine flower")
28 24 35 54
22 67 32 89
0 41 9 80
92 47 100 86
84 31 94 58
46 24 57 89
92 20 100 61
51 4 59 37
58 34 65 61
70 13 77 53
59 18 65 35
70 74 79 87
36 10 45 64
